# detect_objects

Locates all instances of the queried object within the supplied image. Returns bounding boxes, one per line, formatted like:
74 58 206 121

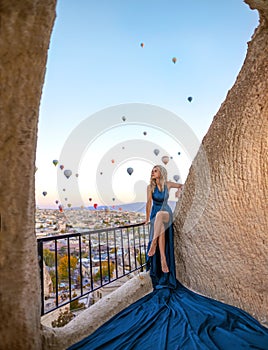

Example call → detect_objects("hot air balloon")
42 191 47 196
153 149 160 156
172 57 177 64
60 165 64 170
187 96 193 102
64 169 72 179
67 203 72 208
75 173 79 177
178 152 181 155
65 197 68 201
55 200 59 204
140 42 144 48
89 198 92 202
173 175 180 182
161 156 169 165
143 131 147 136
122 116 126 121
93 203 98 209
100 172 103 175
59 205 63 212
63 188 66 191
127 167 134 175
111 159 115 164
52 160 58 166
112 197 115 201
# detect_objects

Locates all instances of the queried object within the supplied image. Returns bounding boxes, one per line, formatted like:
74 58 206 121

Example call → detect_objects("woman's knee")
155 211 169 223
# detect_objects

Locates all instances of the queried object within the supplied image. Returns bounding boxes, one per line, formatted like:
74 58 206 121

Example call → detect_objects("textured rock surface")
0 1 56 349
174 0 268 326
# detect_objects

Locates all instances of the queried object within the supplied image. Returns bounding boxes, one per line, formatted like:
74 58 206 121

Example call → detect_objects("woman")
145 165 182 284
68 166 268 350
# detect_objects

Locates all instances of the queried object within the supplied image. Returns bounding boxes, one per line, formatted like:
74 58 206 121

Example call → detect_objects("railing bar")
38 240 44 316
55 239 59 309
106 231 110 283
138 226 143 272
132 226 137 270
127 227 131 271
98 232 102 285
67 237 72 301
89 237 94 291
79 235 83 296
114 229 118 279
120 228 125 275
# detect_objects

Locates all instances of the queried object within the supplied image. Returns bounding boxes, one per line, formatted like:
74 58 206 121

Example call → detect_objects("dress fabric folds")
68 186 268 350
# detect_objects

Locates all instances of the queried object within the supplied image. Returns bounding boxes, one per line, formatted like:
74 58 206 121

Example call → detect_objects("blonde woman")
145 165 183 287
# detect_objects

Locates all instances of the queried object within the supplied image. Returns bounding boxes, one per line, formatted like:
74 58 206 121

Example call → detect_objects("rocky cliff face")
174 0 268 326
0 1 56 349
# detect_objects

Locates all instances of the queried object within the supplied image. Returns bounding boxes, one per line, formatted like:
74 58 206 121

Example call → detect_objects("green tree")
137 252 146 266
58 255 78 281
94 261 114 282
43 249 55 267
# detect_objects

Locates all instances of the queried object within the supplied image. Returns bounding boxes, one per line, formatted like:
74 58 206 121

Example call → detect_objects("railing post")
37 240 44 316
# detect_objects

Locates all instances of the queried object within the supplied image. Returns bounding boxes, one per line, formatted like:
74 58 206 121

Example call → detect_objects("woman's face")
151 167 160 179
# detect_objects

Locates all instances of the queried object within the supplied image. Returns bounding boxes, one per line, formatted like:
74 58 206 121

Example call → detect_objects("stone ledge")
41 271 153 350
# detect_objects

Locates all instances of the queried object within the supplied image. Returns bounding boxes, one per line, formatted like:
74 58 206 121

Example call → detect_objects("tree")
94 261 115 282
137 252 146 266
43 249 55 268
58 255 78 281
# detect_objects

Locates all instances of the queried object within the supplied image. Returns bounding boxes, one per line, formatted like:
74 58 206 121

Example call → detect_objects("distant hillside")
87 201 177 213
38 201 178 213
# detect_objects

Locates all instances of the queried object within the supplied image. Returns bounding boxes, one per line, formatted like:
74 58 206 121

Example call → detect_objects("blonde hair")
149 165 167 193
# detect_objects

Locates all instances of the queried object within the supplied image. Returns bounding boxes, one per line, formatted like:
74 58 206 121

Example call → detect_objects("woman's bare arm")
167 181 183 191
145 185 152 223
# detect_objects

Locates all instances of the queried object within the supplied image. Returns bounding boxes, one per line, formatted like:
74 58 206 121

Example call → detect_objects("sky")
36 0 259 209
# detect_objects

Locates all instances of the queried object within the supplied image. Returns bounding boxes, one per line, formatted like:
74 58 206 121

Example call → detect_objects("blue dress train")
68 186 268 349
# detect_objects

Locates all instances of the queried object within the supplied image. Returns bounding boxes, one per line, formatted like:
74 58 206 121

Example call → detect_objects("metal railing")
37 222 150 316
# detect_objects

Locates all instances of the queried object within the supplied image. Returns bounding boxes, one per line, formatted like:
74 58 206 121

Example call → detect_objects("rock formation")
0 1 56 349
174 0 268 326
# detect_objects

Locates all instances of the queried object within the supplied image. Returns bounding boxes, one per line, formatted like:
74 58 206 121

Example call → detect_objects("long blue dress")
68 186 268 350
146 185 177 289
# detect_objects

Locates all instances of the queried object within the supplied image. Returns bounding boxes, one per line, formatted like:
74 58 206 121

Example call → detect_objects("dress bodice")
150 185 171 221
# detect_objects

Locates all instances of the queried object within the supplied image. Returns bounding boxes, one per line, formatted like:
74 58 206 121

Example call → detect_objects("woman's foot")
161 257 169 273
148 239 157 256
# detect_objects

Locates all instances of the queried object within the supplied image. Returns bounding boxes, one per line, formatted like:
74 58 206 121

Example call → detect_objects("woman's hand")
175 185 184 198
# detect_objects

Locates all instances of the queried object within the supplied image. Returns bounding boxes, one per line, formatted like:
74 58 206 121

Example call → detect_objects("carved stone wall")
174 0 268 325
0 2 56 349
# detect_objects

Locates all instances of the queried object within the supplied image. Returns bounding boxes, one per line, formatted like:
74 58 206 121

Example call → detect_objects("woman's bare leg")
158 233 169 273
147 211 169 267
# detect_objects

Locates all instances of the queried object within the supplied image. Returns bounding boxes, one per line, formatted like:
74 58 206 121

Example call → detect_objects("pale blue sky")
36 0 258 208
